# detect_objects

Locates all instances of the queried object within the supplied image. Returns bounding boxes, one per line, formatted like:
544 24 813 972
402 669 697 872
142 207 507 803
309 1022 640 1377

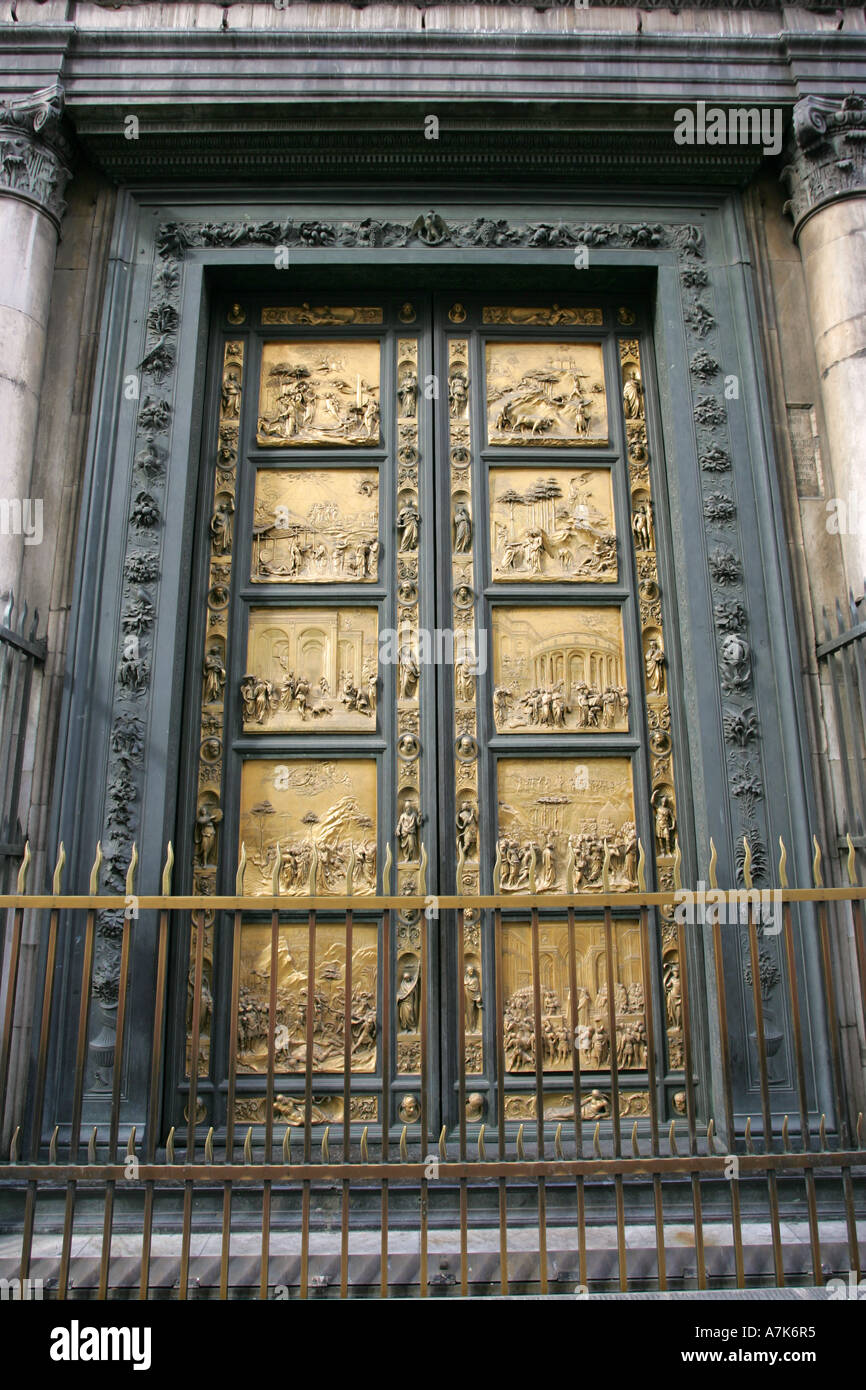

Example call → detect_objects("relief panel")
486 341 608 446
251 467 379 583
488 466 617 582
491 605 628 733
242 606 378 731
256 339 381 446
238 757 377 896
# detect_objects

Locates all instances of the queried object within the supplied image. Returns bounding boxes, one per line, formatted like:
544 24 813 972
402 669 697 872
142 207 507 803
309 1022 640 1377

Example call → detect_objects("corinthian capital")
782 93 866 234
0 83 73 229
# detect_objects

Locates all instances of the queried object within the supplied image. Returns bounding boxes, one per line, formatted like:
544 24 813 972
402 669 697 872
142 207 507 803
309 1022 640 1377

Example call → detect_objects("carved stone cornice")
782 93 866 234
0 83 73 229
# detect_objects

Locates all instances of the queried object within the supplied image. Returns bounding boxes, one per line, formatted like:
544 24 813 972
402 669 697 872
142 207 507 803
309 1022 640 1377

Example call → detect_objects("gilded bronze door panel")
176 293 683 1136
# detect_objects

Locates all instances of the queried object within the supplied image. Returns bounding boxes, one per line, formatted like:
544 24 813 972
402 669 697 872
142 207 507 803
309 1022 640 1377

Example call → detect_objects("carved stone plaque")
486 341 608 446
243 607 378 731
491 605 627 733
251 468 379 582
239 758 377 896
237 921 378 1073
488 466 616 582
256 339 381 446
496 756 637 893
501 920 645 1073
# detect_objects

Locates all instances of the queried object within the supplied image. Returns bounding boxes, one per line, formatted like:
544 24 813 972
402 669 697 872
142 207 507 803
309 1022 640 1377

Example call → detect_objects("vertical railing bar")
139 895 170 1301
566 904 587 1291
0 904 26 1142
98 904 135 1301
815 893 860 1279
340 906 354 1301
19 892 62 1281
456 906 468 1298
603 907 627 1291
823 615 858 844
419 908 429 1299
745 902 785 1287
380 905 391 1299
220 907 243 1301
300 906 317 1301
178 907 206 1302
838 633 866 832
58 902 97 1300
709 913 745 1289
638 905 666 1291
780 898 822 1285
493 905 508 1296
675 916 706 1291
260 902 280 1300
529 905 548 1296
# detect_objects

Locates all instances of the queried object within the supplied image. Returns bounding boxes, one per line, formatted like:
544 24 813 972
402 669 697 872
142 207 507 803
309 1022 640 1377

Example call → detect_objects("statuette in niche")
397 965 420 1033
464 963 483 1032
645 636 665 694
210 495 235 555
397 502 420 552
622 367 643 420
653 790 677 857
203 645 226 704
398 369 418 418
453 502 472 553
194 803 223 867
397 802 422 861
449 370 469 419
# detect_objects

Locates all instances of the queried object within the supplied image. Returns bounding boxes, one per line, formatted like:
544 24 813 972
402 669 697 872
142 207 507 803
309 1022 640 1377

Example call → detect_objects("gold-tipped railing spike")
88 1127 98 1163
307 843 318 895
10 1126 20 1163
205 1126 214 1163
856 1112 863 1149
782 1115 791 1153
161 841 174 896
322 1126 331 1163
706 1118 715 1153
456 840 466 895
631 1121 640 1158
516 1124 526 1160
89 841 103 895
565 842 574 895
477 1124 486 1161
49 1125 59 1164
554 1123 563 1160
672 840 682 892
16 841 31 894
708 839 718 891
360 1127 369 1163
744 1117 754 1154
282 1127 292 1164
438 1126 447 1161
493 839 502 894
166 1127 175 1163
417 842 427 896
52 842 66 895
243 1127 253 1164
742 836 753 891
636 838 647 892
125 842 138 898
399 1126 408 1162
602 839 611 893
819 1114 827 1151
382 843 392 895
236 841 247 895
812 835 823 889
272 842 282 896
778 836 788 890
127 1126 137 1159
528 844 537 894
593 1122 602 1159
668 1120 678 1156
346 843 355 896
846 832 858 887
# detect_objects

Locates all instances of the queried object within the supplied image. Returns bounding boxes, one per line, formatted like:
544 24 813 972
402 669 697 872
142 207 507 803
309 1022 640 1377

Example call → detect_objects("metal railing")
0 594 45 891
0 836 863 1299
818 590 866 858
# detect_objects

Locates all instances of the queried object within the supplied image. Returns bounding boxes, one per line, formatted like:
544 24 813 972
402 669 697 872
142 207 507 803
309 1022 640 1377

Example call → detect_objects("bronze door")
174 291 683 1139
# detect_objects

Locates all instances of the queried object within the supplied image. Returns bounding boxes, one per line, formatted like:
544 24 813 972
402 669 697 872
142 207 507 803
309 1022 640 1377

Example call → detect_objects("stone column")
782 95 866 596
0 85 72 604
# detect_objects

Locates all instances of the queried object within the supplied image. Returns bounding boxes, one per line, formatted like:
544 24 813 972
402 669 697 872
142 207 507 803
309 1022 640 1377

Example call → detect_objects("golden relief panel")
256 339 381 446
501 921 645 1074
235 1095 378 1125
491 606 628 733
483 306 603 326
242 607 378 732
504 1091 649 1121
237 922 378 1074
496 756 637 894
239 758 377 897
251 468 379 583
261 306 383 326
486 341 608 446
488 467 617 582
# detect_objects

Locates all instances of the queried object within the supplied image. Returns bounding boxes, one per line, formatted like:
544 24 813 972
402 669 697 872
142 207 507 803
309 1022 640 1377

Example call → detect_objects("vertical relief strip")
619 332 683 1078
188 338 244 1078
395 338 424 1077
448 333 482 1077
